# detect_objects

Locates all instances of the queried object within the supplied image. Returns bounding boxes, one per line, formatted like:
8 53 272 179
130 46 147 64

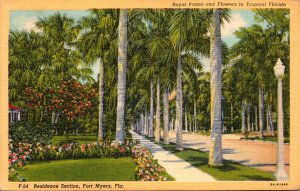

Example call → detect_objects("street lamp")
273 58 289 181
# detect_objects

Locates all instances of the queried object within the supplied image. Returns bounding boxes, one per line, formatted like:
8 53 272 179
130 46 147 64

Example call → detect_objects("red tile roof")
9 104 21 110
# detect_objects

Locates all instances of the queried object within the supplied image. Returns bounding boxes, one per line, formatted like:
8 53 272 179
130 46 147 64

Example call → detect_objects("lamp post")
273 58 289 181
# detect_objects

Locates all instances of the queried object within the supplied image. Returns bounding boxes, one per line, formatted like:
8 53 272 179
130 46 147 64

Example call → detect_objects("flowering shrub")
25 79 96 121
30 141 133 161
9 142 33 181
132 144 168 181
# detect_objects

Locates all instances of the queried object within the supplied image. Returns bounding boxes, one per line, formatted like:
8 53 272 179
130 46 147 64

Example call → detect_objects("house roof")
9 104 21 110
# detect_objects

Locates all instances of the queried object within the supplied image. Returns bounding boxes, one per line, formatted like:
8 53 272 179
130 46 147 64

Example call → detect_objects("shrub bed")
9 140 169 181
132 144 168 181
9 142 33 181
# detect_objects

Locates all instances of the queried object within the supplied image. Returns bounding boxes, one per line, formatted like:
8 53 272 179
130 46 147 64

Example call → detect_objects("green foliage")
226 9 290 133
9 122 52 145
9 9 290 150
9 167 26 182
51 135 97 145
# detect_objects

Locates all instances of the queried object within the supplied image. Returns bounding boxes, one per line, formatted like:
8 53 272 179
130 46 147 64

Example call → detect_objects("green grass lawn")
21 158 136 181
51 131 133 145
51 135 97 145
158 143 275 181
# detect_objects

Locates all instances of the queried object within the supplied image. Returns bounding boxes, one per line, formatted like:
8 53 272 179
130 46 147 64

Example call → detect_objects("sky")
10 9 257 77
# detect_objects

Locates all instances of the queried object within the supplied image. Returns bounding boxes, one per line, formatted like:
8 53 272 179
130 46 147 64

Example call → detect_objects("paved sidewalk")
130 130 216 182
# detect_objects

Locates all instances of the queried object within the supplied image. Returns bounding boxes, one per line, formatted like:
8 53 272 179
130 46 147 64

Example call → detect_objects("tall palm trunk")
149 81 154 137
115 9 128 144
266 105 270 131
231 103 234 132
241 101 246 135
194 99 197 132
267 104 274 136
144 110 148 136
208 9 223 167
155 79 161 142
221 109 225 133
163 88 169 144
259 87 264 138
255 106 258 131
98 58 104 142
247 100 251 132
176 50 183 150
138 119 141 133
140 113 144 134
185 107 188 132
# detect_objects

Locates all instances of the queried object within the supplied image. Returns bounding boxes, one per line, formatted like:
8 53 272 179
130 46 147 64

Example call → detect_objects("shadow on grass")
157 141 275 181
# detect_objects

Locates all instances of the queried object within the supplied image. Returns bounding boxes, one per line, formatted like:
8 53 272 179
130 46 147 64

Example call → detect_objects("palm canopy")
77 9 118 63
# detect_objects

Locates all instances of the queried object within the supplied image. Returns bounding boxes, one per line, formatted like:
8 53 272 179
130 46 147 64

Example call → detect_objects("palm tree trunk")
176 50 183 151
185 108 188 132
98 58 104 142
144 109 148 136
138 118 141 133
115 9 128 144
231 103 234 132
149 81 154 138
138 117 141 134
247 100 251 132
241 101 246 135
222 109 225 133
155 79 161 142
140 113 144 134
208 9 223 167
255 106 258 131
163 88 169 144
266 105 270 131
268 104 275 136
259 87 264 138
194 99 197 132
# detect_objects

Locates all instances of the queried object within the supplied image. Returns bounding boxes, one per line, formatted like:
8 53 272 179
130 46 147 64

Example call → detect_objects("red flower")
18 162 23 167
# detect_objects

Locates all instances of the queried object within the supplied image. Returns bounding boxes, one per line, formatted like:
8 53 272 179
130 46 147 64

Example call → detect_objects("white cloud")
13 16 41 32
221 13 247 37
23 17 41 32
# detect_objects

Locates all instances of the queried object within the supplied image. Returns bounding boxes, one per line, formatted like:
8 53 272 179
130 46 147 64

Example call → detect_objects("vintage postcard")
0 0 300 190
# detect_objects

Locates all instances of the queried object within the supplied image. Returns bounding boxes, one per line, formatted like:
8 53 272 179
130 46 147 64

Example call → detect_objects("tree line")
9 9 289 167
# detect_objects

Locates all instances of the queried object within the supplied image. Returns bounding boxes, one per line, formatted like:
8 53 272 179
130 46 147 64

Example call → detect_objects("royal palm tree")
132 9 177 142
232 25 271 138
77 9 118 142
169 9 212 150
115 9 129 143
208 9 223 167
